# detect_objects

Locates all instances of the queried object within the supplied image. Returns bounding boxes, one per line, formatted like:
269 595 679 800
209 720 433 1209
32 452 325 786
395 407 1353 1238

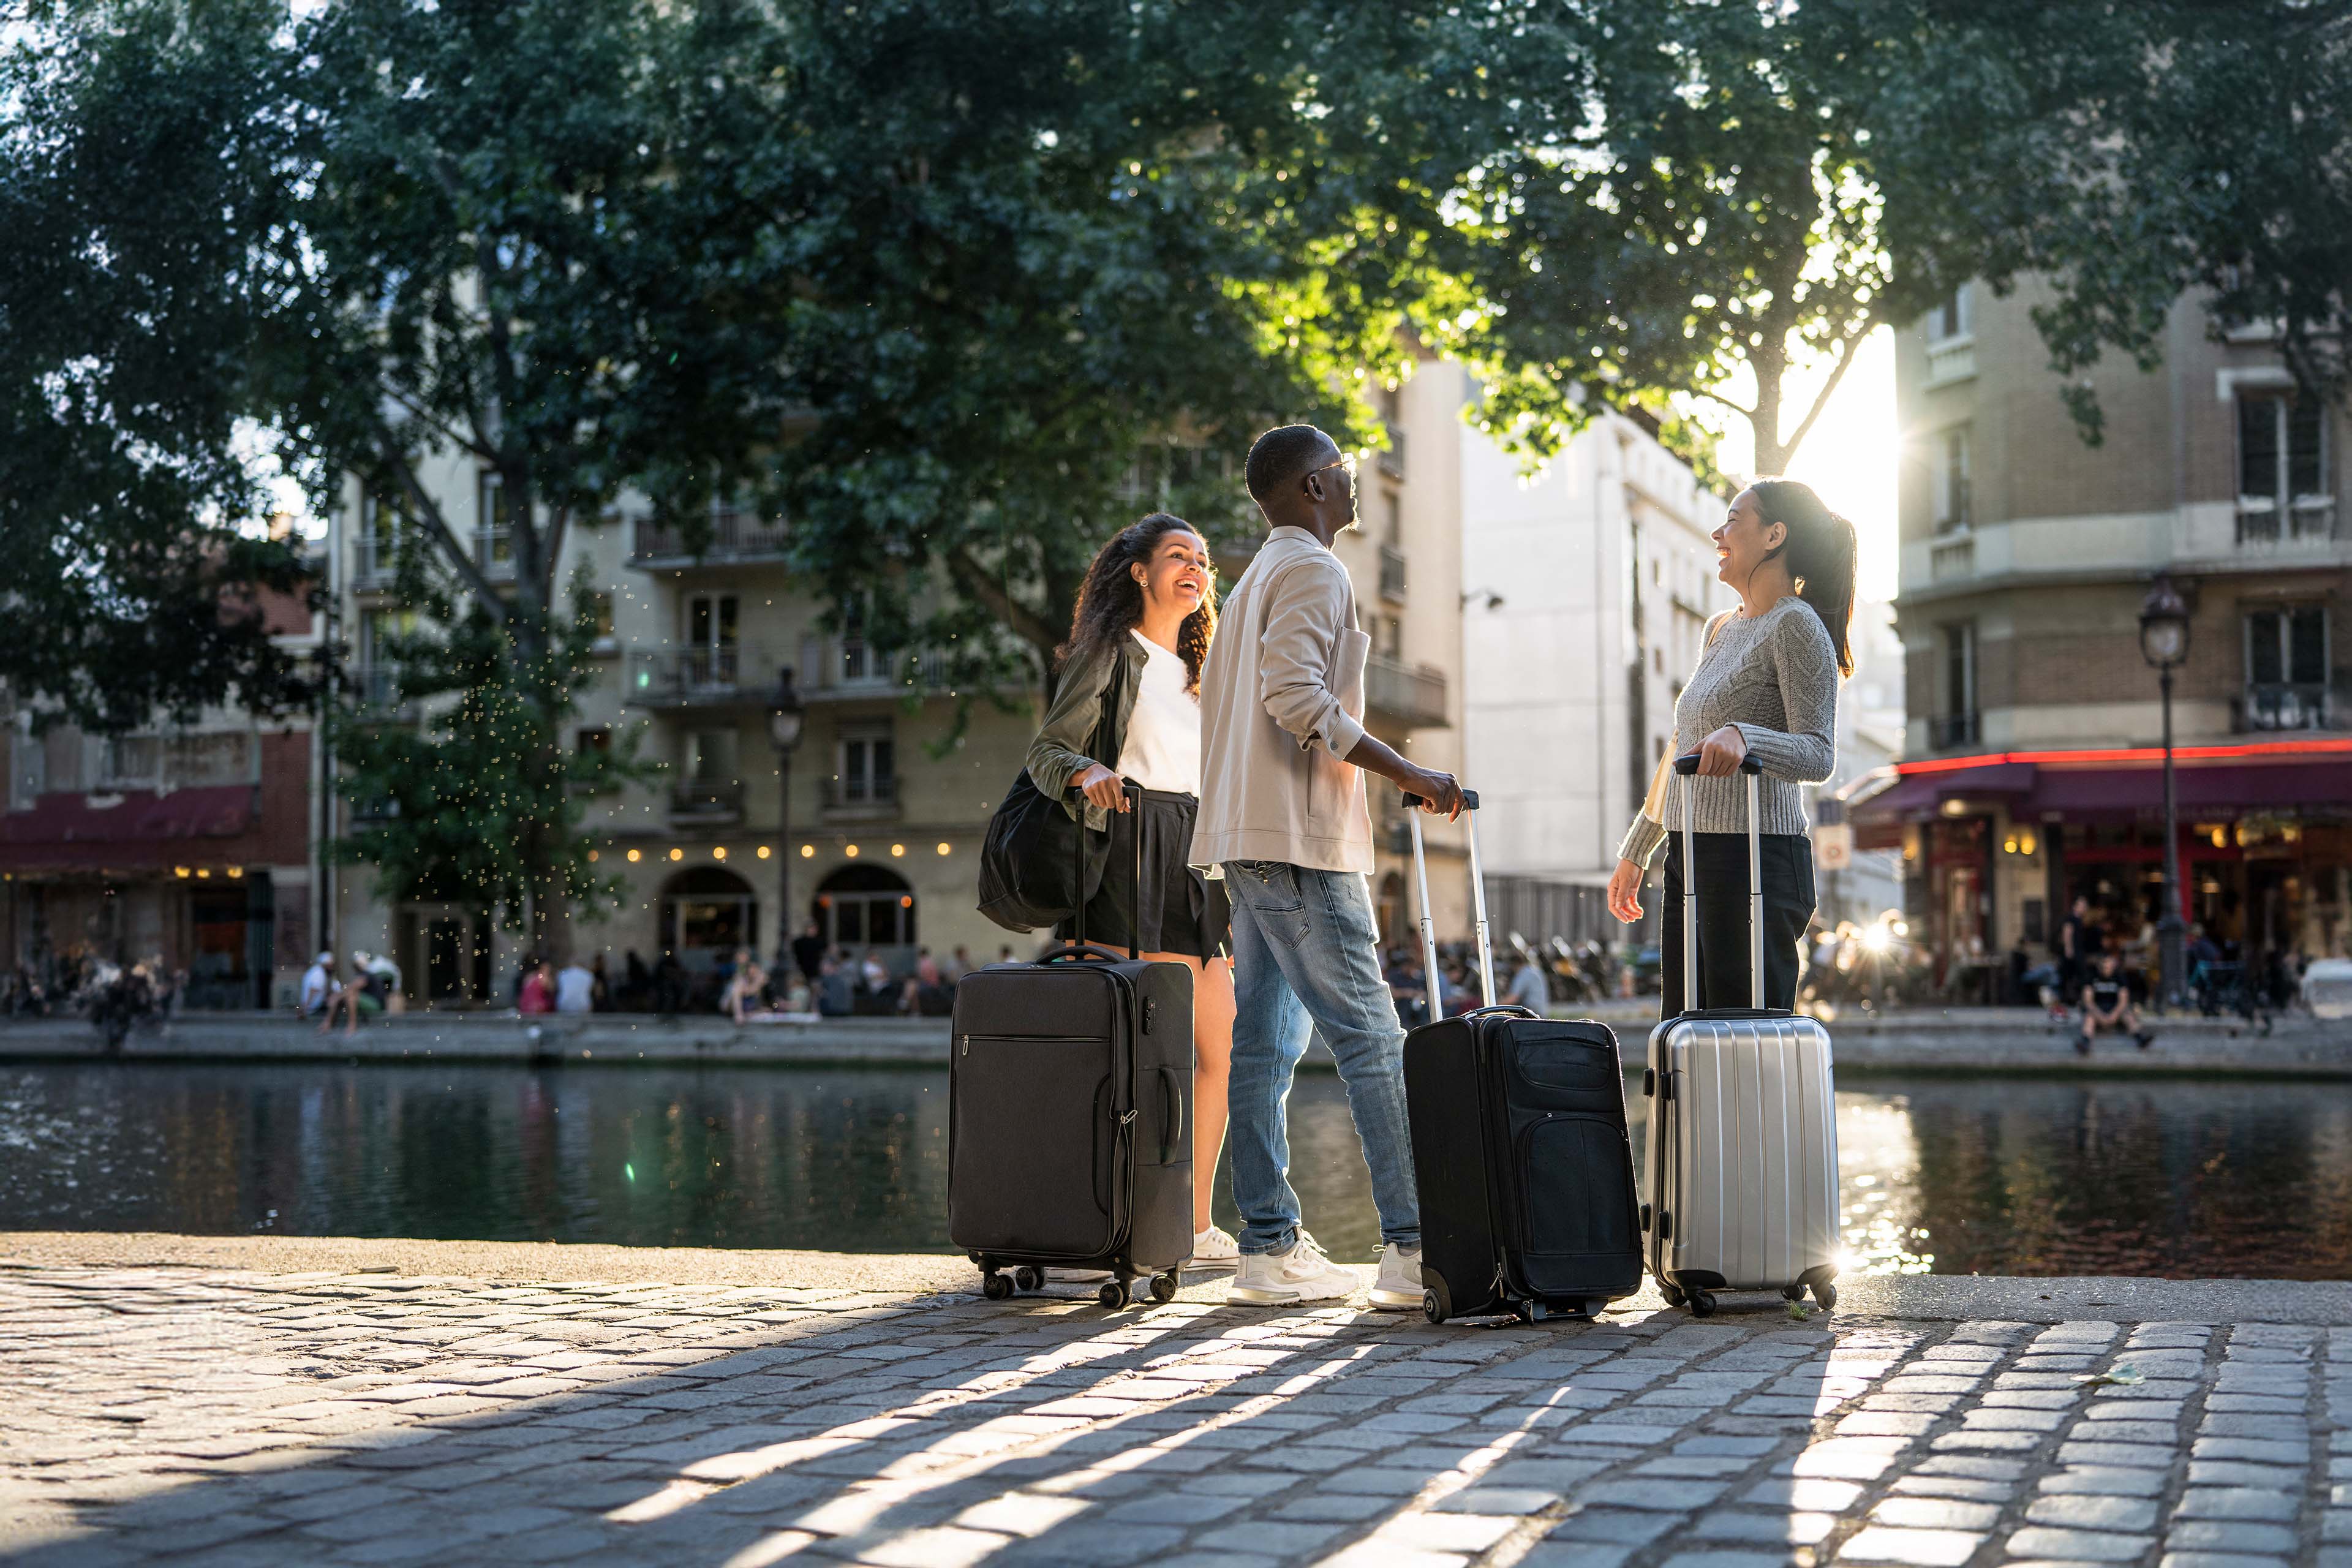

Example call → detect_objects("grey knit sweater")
1618 597 1839 868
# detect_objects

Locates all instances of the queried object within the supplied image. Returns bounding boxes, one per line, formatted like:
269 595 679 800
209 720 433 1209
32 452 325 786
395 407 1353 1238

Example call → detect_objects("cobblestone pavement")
2 1261 2348 1568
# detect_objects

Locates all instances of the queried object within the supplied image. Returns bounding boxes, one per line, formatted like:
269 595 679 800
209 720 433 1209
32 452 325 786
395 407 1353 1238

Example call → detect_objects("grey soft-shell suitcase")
1400 792 1644 1325
1641 754 1841 1316
950 784 1193 1310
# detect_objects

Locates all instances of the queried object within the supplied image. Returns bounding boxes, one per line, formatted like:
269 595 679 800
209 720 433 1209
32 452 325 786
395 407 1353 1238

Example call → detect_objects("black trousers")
1660 832 1817 1016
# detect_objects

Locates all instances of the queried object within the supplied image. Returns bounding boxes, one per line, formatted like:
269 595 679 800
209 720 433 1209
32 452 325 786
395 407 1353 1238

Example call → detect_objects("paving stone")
1890 1474 2013 1502
1693 1510 1837 1545
2024 1492 2160 1530
2003 1526 2156 1561
2166 1520 2299 1555
1546 1509 1686 1545
1869 1496 2001 1530
2174 1487 2301 1523
1835 1525 1987 1564
2038 1466 2166 1498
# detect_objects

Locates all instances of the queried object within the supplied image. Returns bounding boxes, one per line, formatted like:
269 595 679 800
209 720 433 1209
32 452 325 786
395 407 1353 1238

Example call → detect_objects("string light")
756 846 771 859
845 845 860 858
669 848 684 861
626 848 641 862
889 843 905 858
936 842 951 856
712 846 727 860
799 845 814 859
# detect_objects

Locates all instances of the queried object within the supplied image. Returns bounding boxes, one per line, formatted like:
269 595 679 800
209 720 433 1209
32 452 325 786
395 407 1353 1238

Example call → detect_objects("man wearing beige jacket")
1191 423 1466 1308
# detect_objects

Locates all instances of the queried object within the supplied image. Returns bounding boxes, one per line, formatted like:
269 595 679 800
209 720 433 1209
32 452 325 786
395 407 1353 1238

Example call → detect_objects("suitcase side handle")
1152 1064 1186 1164
1460 1004 1538 1022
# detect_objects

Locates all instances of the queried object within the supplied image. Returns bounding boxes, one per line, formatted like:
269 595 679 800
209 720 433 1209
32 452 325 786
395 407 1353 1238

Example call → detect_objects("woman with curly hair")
1025 511 1238 1265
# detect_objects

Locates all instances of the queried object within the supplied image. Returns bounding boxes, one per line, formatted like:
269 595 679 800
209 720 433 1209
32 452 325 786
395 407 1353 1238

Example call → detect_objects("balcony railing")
1924 336 1977 387
96 733 259 791
1364 654 1448 729
1378 546 1408 605
631 509 793 565
669 780 744 824
2235 497 2339 548
624 646 772 710
2236 683 2340 733
1929 534 1975 581
821 775 901 813
1928 712 1981 749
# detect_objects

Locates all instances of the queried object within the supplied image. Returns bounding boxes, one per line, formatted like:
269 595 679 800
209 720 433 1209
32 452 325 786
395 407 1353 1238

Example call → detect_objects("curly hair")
1055 513 1215 694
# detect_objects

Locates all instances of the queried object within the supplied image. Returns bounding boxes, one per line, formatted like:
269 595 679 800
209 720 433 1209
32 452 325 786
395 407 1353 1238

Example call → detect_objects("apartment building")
0 587 323 1008
326 364 1474 1003
1855 279 2352 984
1460 406 1735 951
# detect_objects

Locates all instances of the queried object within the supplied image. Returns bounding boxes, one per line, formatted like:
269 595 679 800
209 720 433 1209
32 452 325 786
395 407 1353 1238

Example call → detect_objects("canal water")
2 1063 2346 1279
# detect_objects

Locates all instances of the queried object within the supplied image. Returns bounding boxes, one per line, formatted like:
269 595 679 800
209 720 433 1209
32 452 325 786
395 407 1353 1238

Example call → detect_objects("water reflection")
2 1065 2345 1278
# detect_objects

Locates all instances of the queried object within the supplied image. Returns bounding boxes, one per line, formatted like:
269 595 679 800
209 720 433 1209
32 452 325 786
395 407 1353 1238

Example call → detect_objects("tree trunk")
1749 335 1791 480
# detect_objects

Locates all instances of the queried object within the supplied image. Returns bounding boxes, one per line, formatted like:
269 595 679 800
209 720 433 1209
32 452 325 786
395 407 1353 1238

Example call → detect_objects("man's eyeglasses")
1306 452 1358 489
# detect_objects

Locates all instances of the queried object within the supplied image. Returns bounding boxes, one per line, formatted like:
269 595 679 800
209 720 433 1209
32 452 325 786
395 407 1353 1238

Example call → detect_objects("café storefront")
1851 739 2352 997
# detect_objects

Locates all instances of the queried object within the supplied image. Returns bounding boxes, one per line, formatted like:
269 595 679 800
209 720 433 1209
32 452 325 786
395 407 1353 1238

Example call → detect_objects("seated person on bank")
2078 949 2154 1054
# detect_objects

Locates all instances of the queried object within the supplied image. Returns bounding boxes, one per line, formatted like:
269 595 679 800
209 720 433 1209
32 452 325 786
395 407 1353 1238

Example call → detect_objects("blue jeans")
1221 860 1419 1255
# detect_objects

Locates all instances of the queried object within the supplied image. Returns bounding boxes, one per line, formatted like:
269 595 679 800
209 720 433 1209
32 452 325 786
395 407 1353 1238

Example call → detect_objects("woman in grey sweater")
1607 480 1857 1014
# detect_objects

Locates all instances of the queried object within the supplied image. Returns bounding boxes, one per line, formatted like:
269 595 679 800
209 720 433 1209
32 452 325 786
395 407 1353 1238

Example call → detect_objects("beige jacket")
1188 527 1374 875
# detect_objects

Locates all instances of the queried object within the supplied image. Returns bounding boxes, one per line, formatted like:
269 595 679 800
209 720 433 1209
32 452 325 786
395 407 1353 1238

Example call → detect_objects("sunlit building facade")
1858 279 2352 993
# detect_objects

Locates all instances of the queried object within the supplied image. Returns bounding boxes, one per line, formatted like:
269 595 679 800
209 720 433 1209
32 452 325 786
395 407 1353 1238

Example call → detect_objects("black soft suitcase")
949 783 1194 1310
1400 791 1645 1325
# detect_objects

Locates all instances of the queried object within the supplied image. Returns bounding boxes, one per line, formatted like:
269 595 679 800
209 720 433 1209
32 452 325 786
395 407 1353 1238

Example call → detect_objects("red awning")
1852 750 2352 830
0 785 255 873
1849 761 2037 822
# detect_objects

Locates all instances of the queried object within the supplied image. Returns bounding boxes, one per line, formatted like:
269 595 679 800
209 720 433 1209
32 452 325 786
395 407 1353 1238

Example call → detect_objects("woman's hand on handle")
1607 859 1645 924
1071 763 1131 812
1694 725 1749 777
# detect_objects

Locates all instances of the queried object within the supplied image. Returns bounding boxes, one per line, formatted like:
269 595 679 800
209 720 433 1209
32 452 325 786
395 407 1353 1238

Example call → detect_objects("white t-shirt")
555 964 596 1014
300 963 330 1014
1114 631 1202 796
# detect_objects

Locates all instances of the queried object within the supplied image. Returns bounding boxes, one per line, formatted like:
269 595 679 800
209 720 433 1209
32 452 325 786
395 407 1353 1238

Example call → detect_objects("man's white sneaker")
1227 1232 1360 1305
1189 1224 1240 1268
1369 1243 1423 1311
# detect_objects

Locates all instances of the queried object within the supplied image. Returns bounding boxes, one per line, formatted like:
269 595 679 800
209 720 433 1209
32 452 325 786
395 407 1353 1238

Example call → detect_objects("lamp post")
767 666 805 976
2138 577 2191 1011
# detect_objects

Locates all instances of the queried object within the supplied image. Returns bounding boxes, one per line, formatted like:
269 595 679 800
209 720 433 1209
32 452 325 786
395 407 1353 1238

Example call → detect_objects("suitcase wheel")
1150 1272 1178 1304
1782 1284 1806 1303
1687 1291 1717 1318
1014 1267 1044 1293
1421 1269 1452 1326
981 1272 1014 1302
1812 1281 1838 1311
1659 1282 1686 1309
1096 1279 1130 1310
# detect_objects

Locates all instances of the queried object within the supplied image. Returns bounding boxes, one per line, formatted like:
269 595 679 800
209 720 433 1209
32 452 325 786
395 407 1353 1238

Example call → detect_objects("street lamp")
2138 577 2190 1011
768 666 805 976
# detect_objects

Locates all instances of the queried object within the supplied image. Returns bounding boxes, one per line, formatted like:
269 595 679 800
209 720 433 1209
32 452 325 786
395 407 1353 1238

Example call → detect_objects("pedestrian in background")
555 954 596 1015
1607 478 1854 1015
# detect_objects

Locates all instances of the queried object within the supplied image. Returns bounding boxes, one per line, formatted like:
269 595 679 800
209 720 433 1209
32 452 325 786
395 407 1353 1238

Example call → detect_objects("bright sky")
1701 325 1901 603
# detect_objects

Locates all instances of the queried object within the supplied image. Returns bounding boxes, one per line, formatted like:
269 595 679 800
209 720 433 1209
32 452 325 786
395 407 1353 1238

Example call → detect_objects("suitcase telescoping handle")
1039 781 1145 965
1672 752 1765 1012
1401 787 1510 1020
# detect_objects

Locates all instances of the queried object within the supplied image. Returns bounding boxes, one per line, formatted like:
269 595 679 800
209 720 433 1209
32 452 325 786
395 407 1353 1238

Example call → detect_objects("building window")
837 726 897 806
1933 425 1973 533
476 471 513 568
358 494 404 581
2236 393 2333 543
2242 606 2331 730
583 591 616 645
576 726 612 758
1927 285 1972 343
1934 622 1978 748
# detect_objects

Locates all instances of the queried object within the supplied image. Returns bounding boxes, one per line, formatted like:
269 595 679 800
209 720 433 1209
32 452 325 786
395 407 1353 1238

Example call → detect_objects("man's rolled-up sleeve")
1259 561 1365 760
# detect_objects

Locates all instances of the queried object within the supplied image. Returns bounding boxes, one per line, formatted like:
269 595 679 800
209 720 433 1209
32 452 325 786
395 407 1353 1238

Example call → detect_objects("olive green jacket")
1025 635 1147 831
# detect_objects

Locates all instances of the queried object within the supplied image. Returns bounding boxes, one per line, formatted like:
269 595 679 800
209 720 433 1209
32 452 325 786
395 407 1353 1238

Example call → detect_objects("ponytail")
1749 478 1857 677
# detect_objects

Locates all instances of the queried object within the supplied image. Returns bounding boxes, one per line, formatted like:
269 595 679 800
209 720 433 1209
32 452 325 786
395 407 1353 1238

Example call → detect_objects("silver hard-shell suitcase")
1641 753 1841 1316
